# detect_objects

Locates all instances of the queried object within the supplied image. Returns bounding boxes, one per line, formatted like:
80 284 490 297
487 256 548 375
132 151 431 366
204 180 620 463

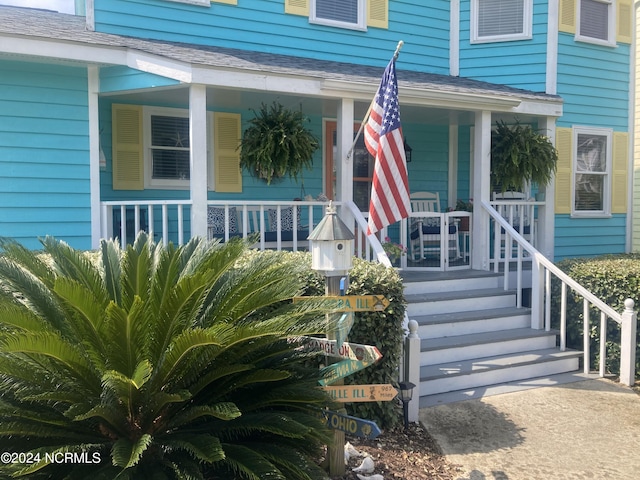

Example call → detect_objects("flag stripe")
364 58 411 235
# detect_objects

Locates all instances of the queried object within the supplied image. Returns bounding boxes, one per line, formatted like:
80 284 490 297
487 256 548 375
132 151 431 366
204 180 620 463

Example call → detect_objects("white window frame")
143 106 213 190
310 0 366 31
162 0 210 7
470 0 533 44
576 0 616 47
572 126 612 217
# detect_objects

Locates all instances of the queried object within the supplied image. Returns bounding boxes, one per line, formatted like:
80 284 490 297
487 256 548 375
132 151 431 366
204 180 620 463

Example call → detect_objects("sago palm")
0 234 334 479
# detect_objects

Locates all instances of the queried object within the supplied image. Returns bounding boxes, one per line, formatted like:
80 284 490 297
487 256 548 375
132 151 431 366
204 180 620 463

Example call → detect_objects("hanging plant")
491 120 558 193
239 102 319 185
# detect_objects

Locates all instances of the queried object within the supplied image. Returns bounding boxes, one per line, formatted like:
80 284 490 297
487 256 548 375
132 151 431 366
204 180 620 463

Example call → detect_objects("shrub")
0 235 334 479
551 254 640 376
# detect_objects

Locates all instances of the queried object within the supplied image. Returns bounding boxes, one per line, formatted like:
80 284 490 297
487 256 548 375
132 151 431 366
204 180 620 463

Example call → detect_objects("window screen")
575 133 607 211
478 0 525 37
580 0 609 41
150 115 190 180
315 0 358 24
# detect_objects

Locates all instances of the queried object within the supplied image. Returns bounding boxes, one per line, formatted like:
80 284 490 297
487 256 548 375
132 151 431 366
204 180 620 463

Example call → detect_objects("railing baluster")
545 268 551 331
162 204 168 246
583 299 590 374
560 282 567 351
177 205 184 245
600 312 607 377
148 204 154 240
120 205 126 249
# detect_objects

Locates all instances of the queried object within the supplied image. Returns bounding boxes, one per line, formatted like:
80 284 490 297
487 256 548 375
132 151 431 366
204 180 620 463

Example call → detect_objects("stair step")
420 371 598 408
406 288 516 316
419 349 581 396
403 271 502 295
414 306 531 339
421 328 557 364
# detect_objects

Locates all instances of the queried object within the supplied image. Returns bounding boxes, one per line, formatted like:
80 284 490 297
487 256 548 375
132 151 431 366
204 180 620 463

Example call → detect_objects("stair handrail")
343 200 392 268
482 200 637 385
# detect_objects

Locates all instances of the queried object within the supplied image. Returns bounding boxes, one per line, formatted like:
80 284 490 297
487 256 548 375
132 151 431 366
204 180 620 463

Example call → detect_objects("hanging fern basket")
239 102 319 185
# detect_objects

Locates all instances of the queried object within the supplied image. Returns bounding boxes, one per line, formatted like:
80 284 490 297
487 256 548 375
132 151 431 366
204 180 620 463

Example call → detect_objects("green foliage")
551 254 640 376
285 252 406 430
0 234 335 479
239 102 319 185
491 120 558 193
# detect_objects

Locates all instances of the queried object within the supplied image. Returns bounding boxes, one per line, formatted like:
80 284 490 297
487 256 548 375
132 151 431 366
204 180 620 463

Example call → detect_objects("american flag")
364 57 411 235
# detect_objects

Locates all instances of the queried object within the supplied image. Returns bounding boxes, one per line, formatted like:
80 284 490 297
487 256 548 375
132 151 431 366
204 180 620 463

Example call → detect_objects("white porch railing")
101 200 192 248
100 199 392 266
483 200 637 386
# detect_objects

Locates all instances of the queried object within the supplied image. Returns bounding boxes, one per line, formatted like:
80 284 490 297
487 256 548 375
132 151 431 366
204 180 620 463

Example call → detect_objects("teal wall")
555 215 627 259
100 66 180 93
94 0 451 74
458 0 548 91
0 60 91 250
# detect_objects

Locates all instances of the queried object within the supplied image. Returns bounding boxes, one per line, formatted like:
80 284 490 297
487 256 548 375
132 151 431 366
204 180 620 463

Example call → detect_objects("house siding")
100 66 180 93
94 0 451 74
554 30 631 260
458 0 548 92
0 60 91 250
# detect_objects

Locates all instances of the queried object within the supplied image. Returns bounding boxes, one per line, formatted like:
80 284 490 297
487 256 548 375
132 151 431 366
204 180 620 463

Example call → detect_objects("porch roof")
0 6 562 115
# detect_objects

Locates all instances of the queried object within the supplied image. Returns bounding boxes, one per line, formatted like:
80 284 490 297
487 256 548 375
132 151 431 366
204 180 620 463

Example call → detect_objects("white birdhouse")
307 204 354 276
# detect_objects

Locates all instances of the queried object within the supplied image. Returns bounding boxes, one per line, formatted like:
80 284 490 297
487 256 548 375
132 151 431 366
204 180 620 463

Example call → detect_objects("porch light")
398 381 416 429
404 138 412 163
307 203 354 276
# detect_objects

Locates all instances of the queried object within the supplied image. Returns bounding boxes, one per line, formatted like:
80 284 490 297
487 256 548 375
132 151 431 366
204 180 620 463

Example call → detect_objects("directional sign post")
293 295 390 312
322 384 398 403
335 312 353 349
301 337 382 363
323 410 381 440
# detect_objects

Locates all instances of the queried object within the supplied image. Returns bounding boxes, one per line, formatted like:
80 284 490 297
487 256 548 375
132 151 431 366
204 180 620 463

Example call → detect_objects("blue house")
0 1 635 403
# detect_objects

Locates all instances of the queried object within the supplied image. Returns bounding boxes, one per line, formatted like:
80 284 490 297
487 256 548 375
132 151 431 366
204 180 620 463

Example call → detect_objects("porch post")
471 110 492 270
537 116 556 260
336 98 355 227
88 65 101 249
189 84 208 239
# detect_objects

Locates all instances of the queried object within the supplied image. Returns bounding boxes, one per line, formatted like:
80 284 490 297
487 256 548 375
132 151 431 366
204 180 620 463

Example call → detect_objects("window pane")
152 150 190 180
315 0 358 24
478 0 524 37
354 181 371 211
151 115 190 148
575 173 604 211
576 133 606 173
580 0 609 41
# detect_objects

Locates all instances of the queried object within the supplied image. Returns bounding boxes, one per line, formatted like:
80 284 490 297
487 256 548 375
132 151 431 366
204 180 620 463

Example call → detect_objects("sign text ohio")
293 295 390 312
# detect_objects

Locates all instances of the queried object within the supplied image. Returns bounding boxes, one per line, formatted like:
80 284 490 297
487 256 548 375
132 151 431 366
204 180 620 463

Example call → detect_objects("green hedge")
552 254 640 376
276 251 406 430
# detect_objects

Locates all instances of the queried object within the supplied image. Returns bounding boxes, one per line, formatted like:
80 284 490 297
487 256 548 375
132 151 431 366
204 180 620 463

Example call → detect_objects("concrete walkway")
420 378 640 480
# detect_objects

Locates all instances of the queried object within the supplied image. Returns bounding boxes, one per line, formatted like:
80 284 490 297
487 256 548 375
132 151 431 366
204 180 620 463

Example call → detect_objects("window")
577 0 615 46
471 0 532 43
573 127 612 215
310 0 366 30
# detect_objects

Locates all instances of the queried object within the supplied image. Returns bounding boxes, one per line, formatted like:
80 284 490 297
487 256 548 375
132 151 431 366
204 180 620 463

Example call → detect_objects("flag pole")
346 40 404 162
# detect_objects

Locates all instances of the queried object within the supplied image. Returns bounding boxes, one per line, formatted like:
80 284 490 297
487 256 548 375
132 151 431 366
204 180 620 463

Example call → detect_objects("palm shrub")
0 234 335 479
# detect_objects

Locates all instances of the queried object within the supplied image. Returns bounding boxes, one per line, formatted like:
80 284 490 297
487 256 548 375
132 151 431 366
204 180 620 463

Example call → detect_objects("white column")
88 65 101 249
538 116 555 260
336 98 355 227
472 110 492 270
189 85 208 239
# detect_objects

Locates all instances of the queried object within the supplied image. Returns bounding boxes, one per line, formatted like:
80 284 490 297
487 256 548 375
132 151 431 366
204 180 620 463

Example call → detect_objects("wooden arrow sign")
293 295 390 312
323 410 381 439
319 357 379 386
301 337 382 363
322 384 398 403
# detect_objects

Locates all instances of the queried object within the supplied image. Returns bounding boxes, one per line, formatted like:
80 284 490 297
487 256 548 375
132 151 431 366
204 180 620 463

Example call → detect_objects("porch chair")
409 191 460 261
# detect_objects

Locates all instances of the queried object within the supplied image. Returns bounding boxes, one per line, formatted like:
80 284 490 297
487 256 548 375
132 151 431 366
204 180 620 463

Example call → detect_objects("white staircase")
403 270 582 407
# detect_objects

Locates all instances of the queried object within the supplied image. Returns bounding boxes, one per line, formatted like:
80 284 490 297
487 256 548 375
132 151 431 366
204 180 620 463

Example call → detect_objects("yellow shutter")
214 112 242 193
112 104 144 191
616 0 632 43
611 131 629 213
558 0 576 34
555 127 573 214
367 0 388 29
284 0 309 16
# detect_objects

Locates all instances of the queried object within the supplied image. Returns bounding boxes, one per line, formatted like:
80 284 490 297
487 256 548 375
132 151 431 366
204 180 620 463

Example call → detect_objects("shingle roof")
0 5 561 103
